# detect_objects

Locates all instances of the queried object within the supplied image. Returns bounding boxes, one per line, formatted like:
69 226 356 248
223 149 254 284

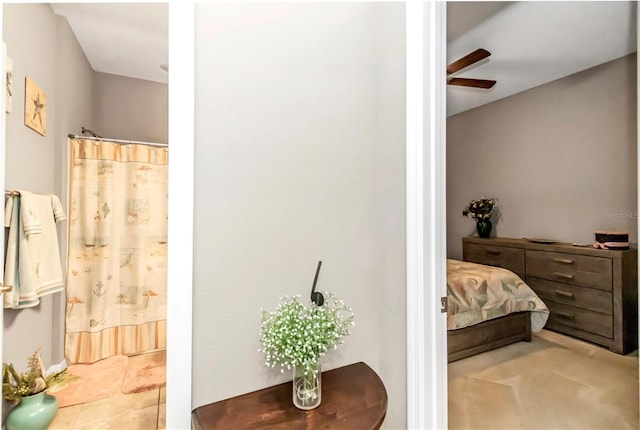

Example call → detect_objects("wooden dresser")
462 237 638 354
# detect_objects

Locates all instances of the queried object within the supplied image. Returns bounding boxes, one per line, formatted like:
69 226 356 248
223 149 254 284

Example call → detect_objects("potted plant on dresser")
3 348 78 430
462 197 497 238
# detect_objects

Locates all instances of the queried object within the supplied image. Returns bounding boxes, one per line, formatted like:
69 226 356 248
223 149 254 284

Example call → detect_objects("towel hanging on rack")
4 190 66 309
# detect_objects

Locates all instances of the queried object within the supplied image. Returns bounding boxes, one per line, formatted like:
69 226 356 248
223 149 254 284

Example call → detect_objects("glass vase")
6 391 59 430
293 363 321 410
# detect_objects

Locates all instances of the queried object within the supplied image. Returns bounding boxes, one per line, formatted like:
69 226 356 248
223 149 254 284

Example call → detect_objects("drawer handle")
554 272 574 280
553 257 574 264
486 250 501 256
554 290 575 299
556 312 576 321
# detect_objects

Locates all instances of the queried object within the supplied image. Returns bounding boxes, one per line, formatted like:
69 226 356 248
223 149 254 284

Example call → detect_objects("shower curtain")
65 137 168 364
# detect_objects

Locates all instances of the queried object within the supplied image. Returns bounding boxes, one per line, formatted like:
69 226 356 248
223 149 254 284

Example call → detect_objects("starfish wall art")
24 76 46 136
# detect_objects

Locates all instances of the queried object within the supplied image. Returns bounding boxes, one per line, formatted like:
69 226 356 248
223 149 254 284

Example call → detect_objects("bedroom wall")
90 72 168 144
447 54 637 259
2 4 93 369
192 2 406 427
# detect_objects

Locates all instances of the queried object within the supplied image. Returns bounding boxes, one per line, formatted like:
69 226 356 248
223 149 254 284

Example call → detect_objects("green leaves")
2 348 80 403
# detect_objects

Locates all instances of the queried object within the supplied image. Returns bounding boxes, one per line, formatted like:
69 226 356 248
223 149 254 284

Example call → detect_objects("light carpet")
52 350 166 408
448 329 639 430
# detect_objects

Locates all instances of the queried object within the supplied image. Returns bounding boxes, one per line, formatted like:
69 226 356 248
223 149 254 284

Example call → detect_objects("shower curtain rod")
68 134 168 148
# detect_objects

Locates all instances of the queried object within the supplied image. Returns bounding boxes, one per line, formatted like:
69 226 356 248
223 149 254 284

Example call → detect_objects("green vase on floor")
476 219 492 238
6 391 58 430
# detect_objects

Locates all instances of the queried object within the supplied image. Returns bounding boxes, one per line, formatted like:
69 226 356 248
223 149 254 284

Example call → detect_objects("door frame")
165 1 449 428
406 1 448 428
0 1 451 428
165 2 195 429
0 1 450 428
0 34 7 426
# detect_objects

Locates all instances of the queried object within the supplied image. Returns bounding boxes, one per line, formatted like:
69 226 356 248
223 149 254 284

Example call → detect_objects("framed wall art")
5 54 12 113
24 76 46 136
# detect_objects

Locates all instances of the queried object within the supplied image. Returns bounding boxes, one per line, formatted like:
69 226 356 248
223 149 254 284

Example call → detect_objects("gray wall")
2 3 93 370
192 3 407 428
51 12 95 365
447 54 637 260
91 72 168 144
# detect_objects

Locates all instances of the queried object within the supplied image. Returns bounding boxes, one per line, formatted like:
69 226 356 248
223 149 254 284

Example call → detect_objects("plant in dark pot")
462 197 497 238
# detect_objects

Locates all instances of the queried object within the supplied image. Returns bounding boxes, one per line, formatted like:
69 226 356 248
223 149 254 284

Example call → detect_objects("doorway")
2 3 169 428
445 2 639 428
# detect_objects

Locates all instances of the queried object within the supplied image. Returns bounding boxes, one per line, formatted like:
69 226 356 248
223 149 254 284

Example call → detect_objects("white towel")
4 190 66 309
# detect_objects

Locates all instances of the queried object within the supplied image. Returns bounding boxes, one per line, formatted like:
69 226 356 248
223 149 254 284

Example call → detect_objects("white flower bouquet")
259 293 354 376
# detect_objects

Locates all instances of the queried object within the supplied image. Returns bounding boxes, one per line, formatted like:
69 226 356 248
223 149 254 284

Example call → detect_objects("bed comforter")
447 259 549 332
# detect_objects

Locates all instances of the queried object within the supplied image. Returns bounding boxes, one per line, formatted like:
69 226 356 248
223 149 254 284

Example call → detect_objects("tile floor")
50 386 165 430
448 329 639 429
45 350 166 429
48 330 638 429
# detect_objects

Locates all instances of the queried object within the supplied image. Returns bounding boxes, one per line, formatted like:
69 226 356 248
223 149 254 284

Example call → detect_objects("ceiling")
50 3 168 84
446 1 637 116
50 2 636 114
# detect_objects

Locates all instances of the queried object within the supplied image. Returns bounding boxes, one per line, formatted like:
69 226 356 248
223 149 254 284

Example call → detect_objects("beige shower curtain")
65 138 168 364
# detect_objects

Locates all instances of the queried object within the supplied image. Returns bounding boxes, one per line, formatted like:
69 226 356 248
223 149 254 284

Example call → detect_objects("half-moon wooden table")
192 361 388 429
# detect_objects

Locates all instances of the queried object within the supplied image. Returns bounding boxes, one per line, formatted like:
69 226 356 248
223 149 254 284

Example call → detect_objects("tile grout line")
156 387 162 430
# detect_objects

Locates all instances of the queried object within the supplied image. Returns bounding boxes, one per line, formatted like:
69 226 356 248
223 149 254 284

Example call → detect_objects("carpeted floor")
53 350 166 408
448 329 639 430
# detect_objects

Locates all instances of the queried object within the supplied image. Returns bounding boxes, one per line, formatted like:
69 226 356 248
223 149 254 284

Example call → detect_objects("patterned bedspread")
447 259 549 332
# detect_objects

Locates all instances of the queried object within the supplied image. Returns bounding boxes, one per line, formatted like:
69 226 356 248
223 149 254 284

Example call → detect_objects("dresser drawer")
464 243 525 278
526 278 612 315
526 250 612 291
545 301 613 338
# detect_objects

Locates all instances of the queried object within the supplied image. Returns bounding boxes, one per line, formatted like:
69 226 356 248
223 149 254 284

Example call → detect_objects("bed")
446 259 549 362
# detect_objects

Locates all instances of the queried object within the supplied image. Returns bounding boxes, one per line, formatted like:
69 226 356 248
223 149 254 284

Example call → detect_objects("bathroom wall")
192 3 407 427
51 12 95 364
2 3 93 369
91 72 168 144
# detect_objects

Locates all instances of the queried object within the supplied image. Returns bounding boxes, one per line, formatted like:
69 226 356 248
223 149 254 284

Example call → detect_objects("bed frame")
447 312 531 362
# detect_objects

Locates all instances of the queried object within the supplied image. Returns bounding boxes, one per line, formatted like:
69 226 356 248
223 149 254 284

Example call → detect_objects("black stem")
310 261 324 306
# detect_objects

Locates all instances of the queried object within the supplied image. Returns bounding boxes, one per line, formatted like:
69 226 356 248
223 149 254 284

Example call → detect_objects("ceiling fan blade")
447 78 496 89
446 48 491 75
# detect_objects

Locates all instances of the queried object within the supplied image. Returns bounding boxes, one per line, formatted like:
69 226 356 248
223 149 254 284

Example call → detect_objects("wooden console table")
192 362 388 429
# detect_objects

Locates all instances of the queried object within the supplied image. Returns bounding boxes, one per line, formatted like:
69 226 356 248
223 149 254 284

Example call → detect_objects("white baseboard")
46 358 68 375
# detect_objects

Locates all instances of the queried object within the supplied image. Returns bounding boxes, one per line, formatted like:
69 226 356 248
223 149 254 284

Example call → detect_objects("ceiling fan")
447 48 496 89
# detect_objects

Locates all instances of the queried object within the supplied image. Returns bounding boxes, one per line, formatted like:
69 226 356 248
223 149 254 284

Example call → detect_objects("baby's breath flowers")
259 292 354 379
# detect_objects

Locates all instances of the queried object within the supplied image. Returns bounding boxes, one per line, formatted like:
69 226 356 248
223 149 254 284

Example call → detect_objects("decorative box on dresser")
462 237 638 355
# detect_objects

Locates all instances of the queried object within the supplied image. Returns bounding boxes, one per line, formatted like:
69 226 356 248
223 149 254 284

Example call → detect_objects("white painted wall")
447 55 637 259
373 3 407 427
192 3 406 427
